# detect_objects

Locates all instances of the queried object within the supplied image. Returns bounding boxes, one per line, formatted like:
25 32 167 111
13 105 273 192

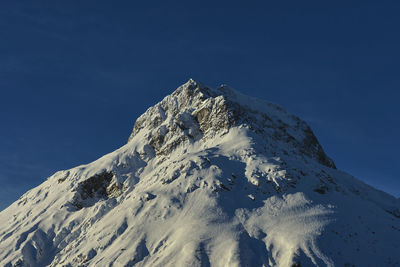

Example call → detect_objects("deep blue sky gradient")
1 1 399 210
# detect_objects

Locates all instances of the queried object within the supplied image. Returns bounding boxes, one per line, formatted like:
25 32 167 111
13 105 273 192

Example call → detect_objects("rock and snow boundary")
0 79 399 267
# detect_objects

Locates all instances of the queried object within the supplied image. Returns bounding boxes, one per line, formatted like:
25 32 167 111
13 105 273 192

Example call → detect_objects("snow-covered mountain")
1 79 399 267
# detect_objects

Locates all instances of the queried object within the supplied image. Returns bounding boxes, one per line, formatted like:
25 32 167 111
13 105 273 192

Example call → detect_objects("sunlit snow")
1 79 399 266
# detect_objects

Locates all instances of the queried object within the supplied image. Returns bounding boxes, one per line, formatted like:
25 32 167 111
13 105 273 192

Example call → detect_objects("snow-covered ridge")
0 79 399 267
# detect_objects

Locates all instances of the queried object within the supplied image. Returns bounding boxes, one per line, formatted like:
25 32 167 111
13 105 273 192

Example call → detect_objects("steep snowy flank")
0 79 399 267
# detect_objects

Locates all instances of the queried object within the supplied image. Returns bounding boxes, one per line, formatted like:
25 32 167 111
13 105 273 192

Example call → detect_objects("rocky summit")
0 79 399 267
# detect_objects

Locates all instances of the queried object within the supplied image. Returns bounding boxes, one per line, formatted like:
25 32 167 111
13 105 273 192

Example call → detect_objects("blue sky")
1 1 399 210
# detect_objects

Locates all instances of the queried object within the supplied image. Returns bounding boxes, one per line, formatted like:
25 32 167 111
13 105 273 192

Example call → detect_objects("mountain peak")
128 80 335 169
2 80 398 267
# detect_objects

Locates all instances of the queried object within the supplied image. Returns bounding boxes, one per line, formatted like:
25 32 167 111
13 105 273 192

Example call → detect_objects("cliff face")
0 80 398 267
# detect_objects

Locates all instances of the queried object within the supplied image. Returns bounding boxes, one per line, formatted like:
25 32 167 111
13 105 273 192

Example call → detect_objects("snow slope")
0 79 399 267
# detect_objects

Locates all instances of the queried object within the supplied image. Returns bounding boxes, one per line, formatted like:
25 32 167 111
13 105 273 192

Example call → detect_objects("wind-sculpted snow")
0 79 399 266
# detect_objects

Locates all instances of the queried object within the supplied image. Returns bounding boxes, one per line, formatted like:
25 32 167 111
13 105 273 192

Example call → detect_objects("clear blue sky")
1 1 399 210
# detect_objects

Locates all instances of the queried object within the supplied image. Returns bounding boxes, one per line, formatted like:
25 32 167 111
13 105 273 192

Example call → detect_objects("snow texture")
1 79 399 267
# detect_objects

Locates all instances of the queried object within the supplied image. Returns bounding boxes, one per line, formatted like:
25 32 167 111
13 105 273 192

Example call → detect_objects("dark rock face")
127 79 335 169
79 171 114 199
302 126 336 169
71 171 122 209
